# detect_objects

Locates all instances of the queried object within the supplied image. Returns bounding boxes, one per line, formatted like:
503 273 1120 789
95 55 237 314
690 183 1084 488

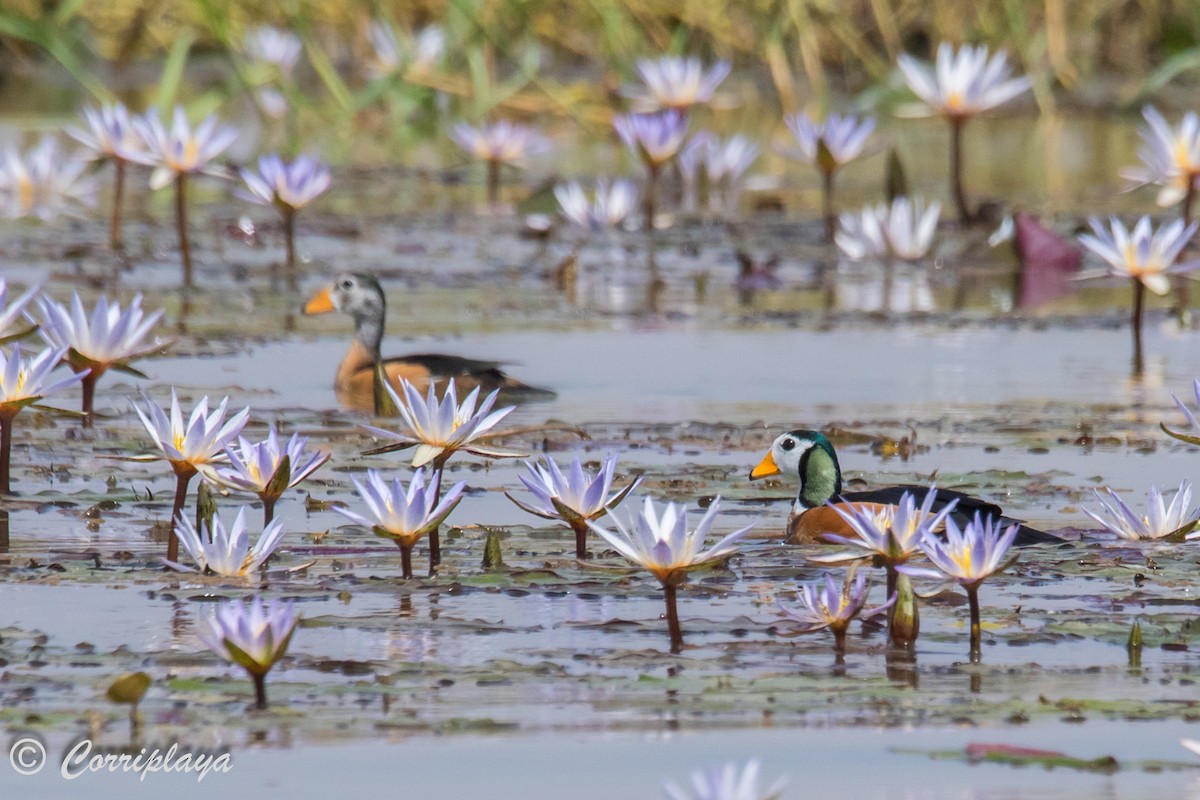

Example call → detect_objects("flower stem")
1175 180 1195 318
252 673 268 710
398 541 413 580
832 623 848 654
0 413 12 495
262 496 276 527
80 372 97 429
486 159 500 207
569 518 590 560
821 168 836 243
110 159 126 251
949 116 971 224
282 206 297 291
167 469 195 563
966 583 982 661
1131 278 1146 376
174 173 193 289
663 582 684 653
428 455 449 568
644 164 659 232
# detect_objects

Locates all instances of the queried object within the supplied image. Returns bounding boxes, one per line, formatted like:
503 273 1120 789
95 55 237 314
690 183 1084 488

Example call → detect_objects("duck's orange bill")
303 286 335 314
749 451 780 480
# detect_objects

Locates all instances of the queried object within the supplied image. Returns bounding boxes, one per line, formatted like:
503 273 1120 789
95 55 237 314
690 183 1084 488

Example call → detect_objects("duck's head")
303 273 385 320
304 273 387 354
749 429 843 511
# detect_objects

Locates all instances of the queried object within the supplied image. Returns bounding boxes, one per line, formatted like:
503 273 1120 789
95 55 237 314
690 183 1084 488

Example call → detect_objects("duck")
303 273 554 410
749 429 1056 546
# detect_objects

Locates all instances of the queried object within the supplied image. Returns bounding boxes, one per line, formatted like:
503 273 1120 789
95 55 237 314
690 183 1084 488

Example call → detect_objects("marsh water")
3 110 1200 798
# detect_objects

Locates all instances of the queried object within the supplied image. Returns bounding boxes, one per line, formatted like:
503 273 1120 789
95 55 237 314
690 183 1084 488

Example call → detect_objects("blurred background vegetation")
1 0 1199 161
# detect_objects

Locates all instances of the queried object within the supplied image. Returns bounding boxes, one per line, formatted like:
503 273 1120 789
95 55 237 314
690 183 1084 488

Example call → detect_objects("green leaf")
155 30 197 110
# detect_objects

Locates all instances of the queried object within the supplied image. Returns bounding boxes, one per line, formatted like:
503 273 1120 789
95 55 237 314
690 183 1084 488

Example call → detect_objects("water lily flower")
778 569 895 653
614 110 689 230
630 56 730 111
554 179 638 231
208 426 329 525
451 120 549 206
38 292 167 427
1121 106 1200 214
783 112 875 239
133 107 238 287
0 137 97 222
812 489 957 585
334 467 466 578
679 134 759 216
198 596 298 709
897 43 1031 223
243 26 302 74
836 197 942 262
1163 378 1200 444
899 513 1019 659
368 22 444 78
133 390 250 563
364 378 522 565
67 102 145 249
238 154 331 286
663 759 788 800
365 378 520 468
1082 480 1200 541
1077 216 1200 373
0 344 87 493
588 496 752 652
506 453 642 558
168 506 286 577
0 280 38 344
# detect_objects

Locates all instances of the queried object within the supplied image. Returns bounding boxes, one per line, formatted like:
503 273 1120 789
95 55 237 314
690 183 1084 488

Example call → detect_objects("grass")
0 0 1198 159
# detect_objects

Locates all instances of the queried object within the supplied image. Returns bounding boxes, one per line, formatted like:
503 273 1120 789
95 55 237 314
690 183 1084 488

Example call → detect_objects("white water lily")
0 137 97 221
212 427 328 495
364 378 521 468
133 106 238 190
168 506 286 576
208 426 329 520
510 453 641 523
663 759 788 800
134 389 250 475
1120 106 1200 208
812 488 957 566
198 596 298 709
836 198 941 262
1077 216 1199 296
0 343 86 412
901 513 1019 587
897 42 1031 119
508 453 642 558
629 56 730 111
0 280 38 342
38 292 165 372
336 468 466 578
778 570 895 645
554 179 638 230
337 468 465 545
588 496 751 586
1082 480 1200 541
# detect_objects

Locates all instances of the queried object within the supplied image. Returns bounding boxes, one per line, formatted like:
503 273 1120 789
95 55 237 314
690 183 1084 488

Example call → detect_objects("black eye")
780 438 795 451
339 278 354 290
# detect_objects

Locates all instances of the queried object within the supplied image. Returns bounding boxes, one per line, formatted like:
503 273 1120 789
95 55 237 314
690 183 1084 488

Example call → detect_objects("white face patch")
772 434 816 478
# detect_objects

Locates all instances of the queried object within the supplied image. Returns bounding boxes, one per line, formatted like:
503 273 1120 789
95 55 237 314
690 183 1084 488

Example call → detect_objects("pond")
2 105 1200 800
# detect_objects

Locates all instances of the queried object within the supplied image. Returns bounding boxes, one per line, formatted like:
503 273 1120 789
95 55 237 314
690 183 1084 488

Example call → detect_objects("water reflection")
834 262 935 314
